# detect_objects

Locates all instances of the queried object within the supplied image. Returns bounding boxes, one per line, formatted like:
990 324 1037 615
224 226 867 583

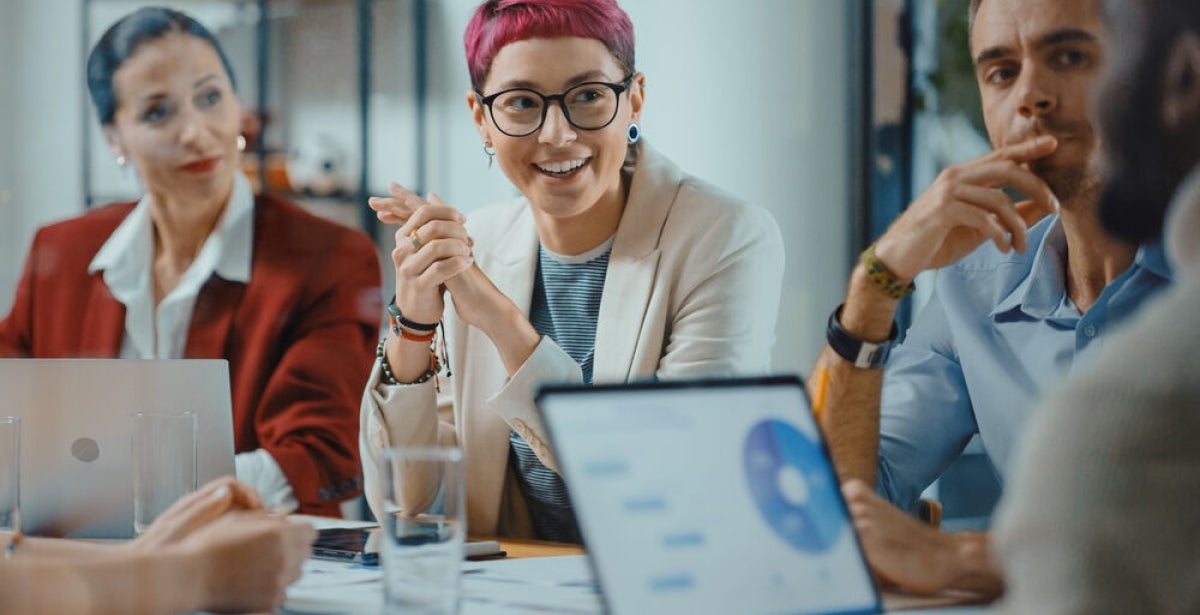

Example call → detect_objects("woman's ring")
410 230 421 250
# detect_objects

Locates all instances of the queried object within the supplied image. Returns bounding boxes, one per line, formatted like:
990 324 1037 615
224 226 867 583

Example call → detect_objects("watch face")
857 343 890 370
826 305 893 369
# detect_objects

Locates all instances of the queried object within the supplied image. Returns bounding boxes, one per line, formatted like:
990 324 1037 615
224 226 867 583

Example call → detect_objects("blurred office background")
0 0 999 528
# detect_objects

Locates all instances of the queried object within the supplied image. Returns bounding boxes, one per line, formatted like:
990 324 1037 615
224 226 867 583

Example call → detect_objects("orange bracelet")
398 327 437 343
388 314 438 343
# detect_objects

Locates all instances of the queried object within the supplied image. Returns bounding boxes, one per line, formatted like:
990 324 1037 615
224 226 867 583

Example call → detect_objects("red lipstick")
179 156 221 173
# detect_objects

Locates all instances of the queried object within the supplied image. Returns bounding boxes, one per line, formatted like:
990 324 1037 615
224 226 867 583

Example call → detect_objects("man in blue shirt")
815 0 1172 597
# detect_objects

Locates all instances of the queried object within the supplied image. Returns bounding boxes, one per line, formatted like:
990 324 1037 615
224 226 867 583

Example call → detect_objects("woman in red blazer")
0 7 381 516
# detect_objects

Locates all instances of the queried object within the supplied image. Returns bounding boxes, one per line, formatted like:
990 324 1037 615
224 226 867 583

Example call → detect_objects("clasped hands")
369 183 486 327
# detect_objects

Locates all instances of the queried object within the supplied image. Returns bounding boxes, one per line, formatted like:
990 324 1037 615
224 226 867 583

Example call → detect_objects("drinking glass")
0 417 20 543
132 411 197 535
380 446 465 615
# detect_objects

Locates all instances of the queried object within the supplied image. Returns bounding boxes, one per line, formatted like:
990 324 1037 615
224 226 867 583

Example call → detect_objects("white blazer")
361 143 785 537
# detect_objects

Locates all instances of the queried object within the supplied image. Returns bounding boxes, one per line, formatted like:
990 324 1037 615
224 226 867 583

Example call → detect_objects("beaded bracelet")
859 243 916 300
376 337 437 386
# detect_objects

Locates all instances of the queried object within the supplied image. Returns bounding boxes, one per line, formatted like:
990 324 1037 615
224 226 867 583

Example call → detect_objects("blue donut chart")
743 419 844 553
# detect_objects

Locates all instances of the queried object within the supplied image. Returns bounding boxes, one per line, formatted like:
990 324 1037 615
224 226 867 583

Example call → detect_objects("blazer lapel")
593 144 681 382
79 274 126 357
483 206 540 317
185 276 246 358
460 205 539 529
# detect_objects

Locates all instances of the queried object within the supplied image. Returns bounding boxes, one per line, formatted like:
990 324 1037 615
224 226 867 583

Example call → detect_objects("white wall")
0 1 19 303
628 0 852 372
1 0 855 374
1 0 85 316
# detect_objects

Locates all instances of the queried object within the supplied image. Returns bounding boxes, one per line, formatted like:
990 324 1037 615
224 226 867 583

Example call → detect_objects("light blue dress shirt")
876 215 1172 512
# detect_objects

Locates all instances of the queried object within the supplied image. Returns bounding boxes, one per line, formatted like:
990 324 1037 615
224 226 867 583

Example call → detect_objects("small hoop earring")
483 143 495 169
627 123 641 144
236 135 247 152
116 155 127 168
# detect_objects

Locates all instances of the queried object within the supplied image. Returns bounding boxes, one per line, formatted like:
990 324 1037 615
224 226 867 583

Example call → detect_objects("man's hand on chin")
841 479 1004 598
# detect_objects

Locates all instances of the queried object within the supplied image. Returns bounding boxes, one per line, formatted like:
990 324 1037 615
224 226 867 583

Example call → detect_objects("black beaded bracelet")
376 337 437 386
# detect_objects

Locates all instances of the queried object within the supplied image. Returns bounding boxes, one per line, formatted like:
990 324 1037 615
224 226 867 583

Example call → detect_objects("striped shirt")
509 236 613 542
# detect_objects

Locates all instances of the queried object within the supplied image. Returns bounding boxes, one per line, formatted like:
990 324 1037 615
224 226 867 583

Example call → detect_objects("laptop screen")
537 376 881 615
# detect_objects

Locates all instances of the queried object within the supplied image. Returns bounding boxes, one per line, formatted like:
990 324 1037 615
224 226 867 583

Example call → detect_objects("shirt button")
1083 325 1097 338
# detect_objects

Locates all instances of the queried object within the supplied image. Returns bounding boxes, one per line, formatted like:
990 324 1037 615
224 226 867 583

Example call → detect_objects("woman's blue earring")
483 143 496 169
627 123 641 144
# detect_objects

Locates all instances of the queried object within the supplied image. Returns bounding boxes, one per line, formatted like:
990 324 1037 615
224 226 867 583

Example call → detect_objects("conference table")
283 517 994 615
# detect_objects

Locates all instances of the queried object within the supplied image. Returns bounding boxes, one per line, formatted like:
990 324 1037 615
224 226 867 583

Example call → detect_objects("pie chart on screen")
743 419 844 553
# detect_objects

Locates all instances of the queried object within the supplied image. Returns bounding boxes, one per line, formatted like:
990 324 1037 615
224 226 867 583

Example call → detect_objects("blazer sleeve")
657 201 785 379
254 230 382 514
0 235 37 357
360 363 460 521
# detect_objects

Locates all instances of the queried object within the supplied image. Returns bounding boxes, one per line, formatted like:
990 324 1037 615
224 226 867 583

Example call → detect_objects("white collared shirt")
88 174 297 512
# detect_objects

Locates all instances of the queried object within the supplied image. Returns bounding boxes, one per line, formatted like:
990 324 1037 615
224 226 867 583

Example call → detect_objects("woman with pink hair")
361 0 784 540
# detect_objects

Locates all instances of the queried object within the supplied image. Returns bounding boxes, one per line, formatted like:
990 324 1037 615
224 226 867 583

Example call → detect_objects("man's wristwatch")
826 304 898 369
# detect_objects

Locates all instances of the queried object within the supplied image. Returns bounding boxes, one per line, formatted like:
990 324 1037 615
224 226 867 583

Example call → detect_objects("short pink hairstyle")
464 0 636 91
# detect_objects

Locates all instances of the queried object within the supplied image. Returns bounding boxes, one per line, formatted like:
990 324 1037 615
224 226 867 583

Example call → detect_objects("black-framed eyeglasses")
476 74 635 138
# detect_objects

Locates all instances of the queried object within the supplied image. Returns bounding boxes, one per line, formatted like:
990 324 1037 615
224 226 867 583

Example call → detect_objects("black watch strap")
387 295 439 333
826 304 898 369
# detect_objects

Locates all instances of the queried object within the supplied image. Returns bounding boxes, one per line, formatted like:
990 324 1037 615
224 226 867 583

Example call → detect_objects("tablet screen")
538 377 880 615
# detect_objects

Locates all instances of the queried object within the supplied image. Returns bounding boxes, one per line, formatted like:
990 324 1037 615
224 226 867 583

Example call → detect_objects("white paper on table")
462 554 596 587
293 558 382 589
460 555 602 614
286 554 603 615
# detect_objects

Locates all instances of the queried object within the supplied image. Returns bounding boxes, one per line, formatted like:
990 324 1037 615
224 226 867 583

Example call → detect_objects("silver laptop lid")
0 359 236 539
537 376 881 615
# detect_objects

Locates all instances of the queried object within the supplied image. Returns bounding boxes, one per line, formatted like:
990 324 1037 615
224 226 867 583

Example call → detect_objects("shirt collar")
989 212 1173 321
990 215 1069 320
89 173 254 284
210 173 254 283
1133 238 1171 282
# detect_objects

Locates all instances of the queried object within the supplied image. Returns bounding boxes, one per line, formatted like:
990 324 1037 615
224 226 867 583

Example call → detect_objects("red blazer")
0 195 382 515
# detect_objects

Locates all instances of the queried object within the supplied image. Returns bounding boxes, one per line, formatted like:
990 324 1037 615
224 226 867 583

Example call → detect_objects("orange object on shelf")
241 153 293 193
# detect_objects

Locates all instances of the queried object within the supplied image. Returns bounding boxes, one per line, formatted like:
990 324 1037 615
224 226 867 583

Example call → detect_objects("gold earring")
236 135 247 152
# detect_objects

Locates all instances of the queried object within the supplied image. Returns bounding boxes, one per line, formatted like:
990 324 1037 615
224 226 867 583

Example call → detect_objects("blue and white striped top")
509 236 613 542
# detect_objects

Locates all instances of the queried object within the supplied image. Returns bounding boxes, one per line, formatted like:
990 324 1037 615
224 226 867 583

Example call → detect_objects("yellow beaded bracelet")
859 244 916 299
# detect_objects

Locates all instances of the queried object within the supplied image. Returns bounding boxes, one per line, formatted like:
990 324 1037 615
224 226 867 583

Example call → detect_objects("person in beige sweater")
994 0 1200 612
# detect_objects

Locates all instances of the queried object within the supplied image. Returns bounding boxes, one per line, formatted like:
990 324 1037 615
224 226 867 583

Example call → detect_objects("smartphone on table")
311 528 505 564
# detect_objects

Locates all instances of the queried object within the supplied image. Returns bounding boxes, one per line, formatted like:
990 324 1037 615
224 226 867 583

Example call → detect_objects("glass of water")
380 446 465 615
0 417 20 543
132 411 197 535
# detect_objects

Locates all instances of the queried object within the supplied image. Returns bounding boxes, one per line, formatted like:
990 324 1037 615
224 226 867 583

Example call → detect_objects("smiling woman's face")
470 36 643 222
106 32 241 203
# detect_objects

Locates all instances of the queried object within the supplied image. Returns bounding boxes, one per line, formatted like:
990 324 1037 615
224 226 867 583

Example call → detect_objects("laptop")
536 376 882 615
0 359 237 539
